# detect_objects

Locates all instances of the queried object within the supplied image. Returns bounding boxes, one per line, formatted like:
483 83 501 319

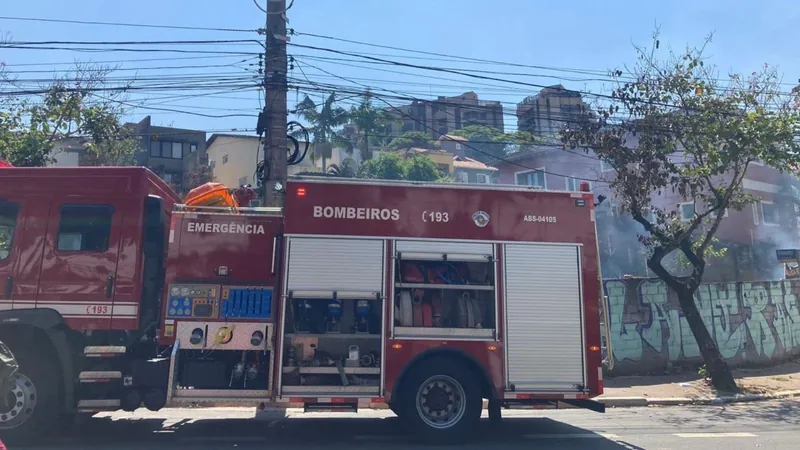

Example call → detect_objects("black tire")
0 344 60 444
397 358 482 444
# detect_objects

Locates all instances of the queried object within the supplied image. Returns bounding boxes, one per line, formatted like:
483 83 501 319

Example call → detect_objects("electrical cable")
0 15 259 33
292 60 604 182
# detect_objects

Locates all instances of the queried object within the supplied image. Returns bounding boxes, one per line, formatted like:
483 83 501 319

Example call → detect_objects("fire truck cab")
0 167 608 443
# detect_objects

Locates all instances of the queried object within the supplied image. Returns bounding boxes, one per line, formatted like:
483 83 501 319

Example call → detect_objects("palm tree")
348 91 392 161
294 93 349 172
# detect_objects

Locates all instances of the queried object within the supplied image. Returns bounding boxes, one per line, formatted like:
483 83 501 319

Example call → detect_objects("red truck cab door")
0 201 21 311
36 200 125 330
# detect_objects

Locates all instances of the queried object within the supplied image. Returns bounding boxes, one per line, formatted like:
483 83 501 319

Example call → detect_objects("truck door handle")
105 276 114 297
3 276 11 298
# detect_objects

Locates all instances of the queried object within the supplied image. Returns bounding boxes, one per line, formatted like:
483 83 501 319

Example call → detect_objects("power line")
0 44 259 56
6 39 262 47
0 15 258 33
3 54 255 67
293 60 604 183
294 30 800 89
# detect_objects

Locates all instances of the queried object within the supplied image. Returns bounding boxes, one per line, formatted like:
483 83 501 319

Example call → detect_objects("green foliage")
448 125 538 162
561 31 800 392
404 154 442 182
0 64 134 167
294 93 350 167
82 137 140 166
357 152 443 182
561 33 800 283
357 152 406 180
387 131 435 151
347 91 394 160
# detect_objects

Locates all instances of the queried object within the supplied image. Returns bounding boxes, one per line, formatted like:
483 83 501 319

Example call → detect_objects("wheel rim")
415 374 466 430
0 373 37 429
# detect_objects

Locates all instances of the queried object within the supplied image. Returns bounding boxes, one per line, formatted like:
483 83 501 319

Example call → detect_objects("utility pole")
262 0 289 208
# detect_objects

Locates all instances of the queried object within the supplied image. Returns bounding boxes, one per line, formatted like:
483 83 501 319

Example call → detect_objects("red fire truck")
0 166 608 443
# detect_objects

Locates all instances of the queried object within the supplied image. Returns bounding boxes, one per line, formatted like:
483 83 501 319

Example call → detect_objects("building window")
761 201 778 225
222 155 229 165
57 205 114 252
455 143 462 150
516 169 546 189
209 160 216 170
151 141 184 159
0 202 20 261
190 144 198 153
679 202 695 222
608 202 621 217
476 173 490 184
162 173 174 184
456 172 468 183
565 177 589 192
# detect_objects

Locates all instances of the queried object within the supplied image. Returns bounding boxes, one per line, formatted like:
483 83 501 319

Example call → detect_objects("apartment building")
516 85 587 137
386 92 504 139
126 116 208 191
493 146 799 281
205 134 357 190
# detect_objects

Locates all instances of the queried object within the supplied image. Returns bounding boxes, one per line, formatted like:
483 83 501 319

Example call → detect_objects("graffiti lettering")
605 279 800 373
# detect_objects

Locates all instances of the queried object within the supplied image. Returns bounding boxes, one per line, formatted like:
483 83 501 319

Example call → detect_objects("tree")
0 64 133 167
387 131 434 151
448 125 538 162
357 152 406 180
294 93 349 171
404 154 442 182
181 164 216 196
348 91 393 160
357 152 443 182
81 137 140 166
561 33 800 392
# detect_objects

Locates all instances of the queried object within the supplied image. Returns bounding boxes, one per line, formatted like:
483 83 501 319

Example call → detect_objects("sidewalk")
598 360 800 407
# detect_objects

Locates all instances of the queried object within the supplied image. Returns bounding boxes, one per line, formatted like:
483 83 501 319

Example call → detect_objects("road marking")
523 433 619 439
674 432 757 438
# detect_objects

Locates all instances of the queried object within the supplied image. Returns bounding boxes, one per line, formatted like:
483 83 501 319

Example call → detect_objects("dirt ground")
601 361 800 398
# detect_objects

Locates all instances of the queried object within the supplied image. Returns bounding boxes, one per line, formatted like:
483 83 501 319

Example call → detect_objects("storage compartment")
176 350 272 391
393 240 497 339
504 243 585 392
280 237 385 396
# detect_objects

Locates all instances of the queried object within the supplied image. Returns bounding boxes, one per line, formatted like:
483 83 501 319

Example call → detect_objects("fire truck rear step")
77 399 121 412
79 371 123 382
84 346 127 357
304 402 359 413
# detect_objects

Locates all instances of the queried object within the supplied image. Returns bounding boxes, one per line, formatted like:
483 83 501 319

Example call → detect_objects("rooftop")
453 155 498 171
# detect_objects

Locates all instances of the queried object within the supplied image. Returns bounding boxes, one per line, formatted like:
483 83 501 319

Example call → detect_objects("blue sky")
1 0 799 134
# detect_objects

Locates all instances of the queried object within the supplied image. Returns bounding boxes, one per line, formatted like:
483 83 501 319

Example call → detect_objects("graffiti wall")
605 278 800 374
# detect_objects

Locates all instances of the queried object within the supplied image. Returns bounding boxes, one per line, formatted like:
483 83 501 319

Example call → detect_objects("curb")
600 389 800 408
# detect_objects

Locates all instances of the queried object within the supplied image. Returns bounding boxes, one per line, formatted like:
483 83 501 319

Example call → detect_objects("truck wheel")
398 358 481 443
0 351 59 443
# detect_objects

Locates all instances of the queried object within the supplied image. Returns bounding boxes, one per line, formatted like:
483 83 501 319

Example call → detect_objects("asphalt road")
8 397 800 449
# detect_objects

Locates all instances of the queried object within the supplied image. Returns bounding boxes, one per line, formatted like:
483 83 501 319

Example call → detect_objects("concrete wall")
605 278 800 374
